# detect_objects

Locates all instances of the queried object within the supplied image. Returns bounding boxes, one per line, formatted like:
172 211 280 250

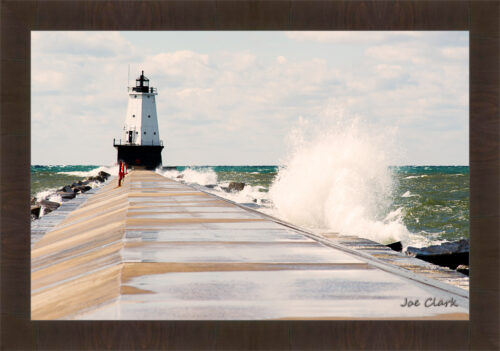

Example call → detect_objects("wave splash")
58 165 118 177
156 167 270 206
268 106 410 245
158 167 218 186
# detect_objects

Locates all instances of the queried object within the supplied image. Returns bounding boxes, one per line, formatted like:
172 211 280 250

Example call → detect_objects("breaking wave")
268 106 410 245
58 165 118 177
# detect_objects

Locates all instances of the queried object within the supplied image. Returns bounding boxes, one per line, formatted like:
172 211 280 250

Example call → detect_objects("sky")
31 31 468 166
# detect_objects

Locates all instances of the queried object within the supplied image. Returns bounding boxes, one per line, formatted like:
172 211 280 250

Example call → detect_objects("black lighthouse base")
114 144 164 170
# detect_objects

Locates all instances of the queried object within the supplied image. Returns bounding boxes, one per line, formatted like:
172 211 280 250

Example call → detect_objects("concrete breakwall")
31 178 128 319
31 170 468 320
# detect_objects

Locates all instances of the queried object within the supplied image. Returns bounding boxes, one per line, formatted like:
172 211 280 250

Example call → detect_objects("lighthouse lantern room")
114 71 164 169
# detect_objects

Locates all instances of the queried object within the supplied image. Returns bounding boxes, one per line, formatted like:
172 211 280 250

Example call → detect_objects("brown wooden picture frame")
1 1 498 349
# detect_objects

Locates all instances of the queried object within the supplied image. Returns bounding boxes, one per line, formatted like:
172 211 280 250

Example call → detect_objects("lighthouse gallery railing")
114 138 164 146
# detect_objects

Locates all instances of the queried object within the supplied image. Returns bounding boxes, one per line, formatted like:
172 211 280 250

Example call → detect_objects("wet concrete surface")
31 170 469 320
320 233 469 291
83 269 464 320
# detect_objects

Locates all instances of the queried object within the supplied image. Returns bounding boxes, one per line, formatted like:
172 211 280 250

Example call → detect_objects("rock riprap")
31 171 111 220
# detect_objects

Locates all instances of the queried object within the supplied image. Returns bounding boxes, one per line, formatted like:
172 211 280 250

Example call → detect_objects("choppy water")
392 166 469 245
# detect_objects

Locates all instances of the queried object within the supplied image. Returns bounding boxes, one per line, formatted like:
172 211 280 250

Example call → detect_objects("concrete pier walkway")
31 170 468 320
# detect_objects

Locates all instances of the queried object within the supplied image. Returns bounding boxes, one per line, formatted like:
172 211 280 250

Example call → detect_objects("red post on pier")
118 161 124 187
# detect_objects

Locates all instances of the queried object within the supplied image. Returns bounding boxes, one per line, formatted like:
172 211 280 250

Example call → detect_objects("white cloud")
32 70 67 91
176 88 213 99
217 51 256 71
276 56 287 64
441 47 468 59
144 51 210 79
286 31 422 44
32 31 134 58
365 45 424 64
375 64 403 79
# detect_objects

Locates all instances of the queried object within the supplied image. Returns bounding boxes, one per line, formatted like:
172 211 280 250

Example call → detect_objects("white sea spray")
158 167 218 186
401 190 419 198
36 189 58 203
58 165 118 177
156 168 271 206
212 184 268 205
268 105 410 245
404 175 428 179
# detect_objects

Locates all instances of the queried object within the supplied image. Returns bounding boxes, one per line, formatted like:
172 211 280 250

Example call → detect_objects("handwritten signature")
400 297 459 308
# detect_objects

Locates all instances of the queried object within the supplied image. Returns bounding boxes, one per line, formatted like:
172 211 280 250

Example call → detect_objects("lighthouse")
114 71 164 169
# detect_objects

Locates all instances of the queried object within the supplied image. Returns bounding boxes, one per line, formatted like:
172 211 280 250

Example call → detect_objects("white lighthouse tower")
114 71 164 169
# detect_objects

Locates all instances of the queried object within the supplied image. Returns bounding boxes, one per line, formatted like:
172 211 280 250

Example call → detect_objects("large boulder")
40 200 60 215
41 200 60 210
456 264 469 276
31 205 41 218
56 191 76 200
59 185 75 193
98 171 111 179
87 175 105 183
386 241 403 252
405 239 469 270
72 185 91 193
227 182 245 192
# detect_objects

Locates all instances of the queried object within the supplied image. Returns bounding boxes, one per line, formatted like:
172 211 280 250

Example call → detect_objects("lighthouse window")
132 114 135 118
144 131 146 135
134 95 137 98
154 132 156 135
136 131 138 134
148 115 150 118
